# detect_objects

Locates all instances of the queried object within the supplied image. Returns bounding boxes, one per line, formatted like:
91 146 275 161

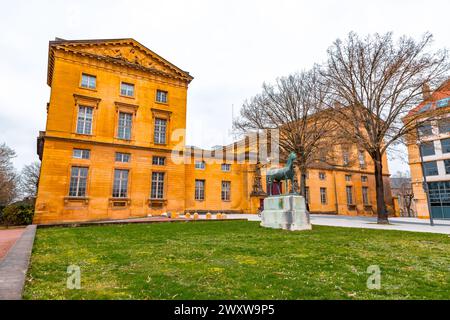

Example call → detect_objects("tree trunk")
373 151 389 224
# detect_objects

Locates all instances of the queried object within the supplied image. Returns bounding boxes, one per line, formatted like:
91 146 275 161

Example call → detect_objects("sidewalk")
228 214 450 235
0 228 25 260
0 225 37 300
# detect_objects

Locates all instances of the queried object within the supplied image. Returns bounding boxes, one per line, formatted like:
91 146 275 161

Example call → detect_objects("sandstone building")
34 38 392 224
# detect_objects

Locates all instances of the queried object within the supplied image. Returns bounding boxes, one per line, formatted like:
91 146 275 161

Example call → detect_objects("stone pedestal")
260 195 312 231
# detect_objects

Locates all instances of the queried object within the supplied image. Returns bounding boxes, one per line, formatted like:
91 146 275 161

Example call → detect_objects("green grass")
24 221 450 300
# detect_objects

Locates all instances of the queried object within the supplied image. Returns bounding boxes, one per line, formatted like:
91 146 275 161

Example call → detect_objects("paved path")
228 214 450 235
0 225 36 300
0 228 25 260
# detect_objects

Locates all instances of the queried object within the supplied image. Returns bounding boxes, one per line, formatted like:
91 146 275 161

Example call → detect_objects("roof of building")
406 79 450 117
47 37 193 86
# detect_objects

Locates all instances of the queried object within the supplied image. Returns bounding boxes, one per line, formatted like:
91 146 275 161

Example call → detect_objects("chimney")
422 83 431 100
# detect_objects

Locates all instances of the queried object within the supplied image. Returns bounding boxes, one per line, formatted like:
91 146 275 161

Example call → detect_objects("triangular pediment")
48 38 193 84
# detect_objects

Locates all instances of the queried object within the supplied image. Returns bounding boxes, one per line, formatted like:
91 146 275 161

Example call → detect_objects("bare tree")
0 143 18 206
399 182 415 217
20 161 40 199
322 32 449 224
233 68 338 196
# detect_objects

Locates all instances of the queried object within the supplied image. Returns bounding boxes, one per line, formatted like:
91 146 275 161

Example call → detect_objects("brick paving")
0 225 36 300
0 228 25 260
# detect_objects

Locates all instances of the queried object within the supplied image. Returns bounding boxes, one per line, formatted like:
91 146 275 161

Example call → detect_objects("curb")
0 225 37 300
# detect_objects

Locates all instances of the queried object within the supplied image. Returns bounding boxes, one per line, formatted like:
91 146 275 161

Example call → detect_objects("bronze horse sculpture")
266 152 297 196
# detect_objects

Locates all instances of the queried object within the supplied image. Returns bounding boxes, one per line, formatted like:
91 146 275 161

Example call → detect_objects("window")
81 74 96 89
73 149 90 159
115 152 130 163
346 186 354 205
319 172 326 180
423 161 439 176
152 156 166 165
358 150 366 168
444 160 450 175
151 172 165 199
420 141 435 156
361 175 368 183
221 163 231 172
221 181 231 201
343 151 350 166
117 112 132 140
195 161 206 170
320 187 327 204
305 186 310 204
437 98 450 108
419 103 432 113
154 118 167 144
156 90 168 103
120 82 134 97
195 179 205 200
418 121 433 136
112 169 129 198
362 186 369 205
345 174 352 182
438 118 450 134
442 138 450 154
69 167 88 197
76 106 93 135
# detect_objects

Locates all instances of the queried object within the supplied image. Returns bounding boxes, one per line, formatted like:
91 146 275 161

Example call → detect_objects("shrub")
1 203 34 226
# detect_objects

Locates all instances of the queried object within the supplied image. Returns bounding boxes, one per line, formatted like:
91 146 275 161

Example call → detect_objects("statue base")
260 194 312 231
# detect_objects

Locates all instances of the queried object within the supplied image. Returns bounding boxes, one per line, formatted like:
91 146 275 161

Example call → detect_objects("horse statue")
266 152 297 196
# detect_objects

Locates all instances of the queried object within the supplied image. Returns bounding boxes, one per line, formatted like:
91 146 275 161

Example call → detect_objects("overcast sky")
0 0 449 175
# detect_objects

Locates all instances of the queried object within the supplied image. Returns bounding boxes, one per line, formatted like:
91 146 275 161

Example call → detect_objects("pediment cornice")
47 38 193 86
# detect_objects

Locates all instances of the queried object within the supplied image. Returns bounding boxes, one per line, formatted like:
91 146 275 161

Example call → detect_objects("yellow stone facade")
34 38 392 224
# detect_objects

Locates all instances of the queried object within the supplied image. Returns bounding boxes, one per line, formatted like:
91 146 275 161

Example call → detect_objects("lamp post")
417 131 434 226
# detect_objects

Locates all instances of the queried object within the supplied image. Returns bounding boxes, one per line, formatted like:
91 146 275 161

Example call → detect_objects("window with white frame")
320 187 327 204
195 161 206 170
345 174 352 182
81 74 96 89
346 186 354 205
343 151 350 166
76 106 93 135
319 172 326 180
115 152 130 163
154 118 167 144
438 118 450 134
156 90 168 103
73 149 90 159
69 166 88 197
120 82 134 97
221 181 231 201
221 163 231 172
112 169 129 198
423 161 439 176
195 179 205 200
117 112 132 140
418 121 433 136
152 156 166 165
358 150 366 168
151 172 165 199
362 186 369 205
361 175 368 183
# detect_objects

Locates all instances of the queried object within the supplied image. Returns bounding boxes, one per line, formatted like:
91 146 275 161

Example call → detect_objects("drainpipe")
417 128 434 226
333 170 339 214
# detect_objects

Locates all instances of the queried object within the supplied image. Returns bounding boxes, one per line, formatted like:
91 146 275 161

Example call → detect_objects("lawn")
24 221 450 300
